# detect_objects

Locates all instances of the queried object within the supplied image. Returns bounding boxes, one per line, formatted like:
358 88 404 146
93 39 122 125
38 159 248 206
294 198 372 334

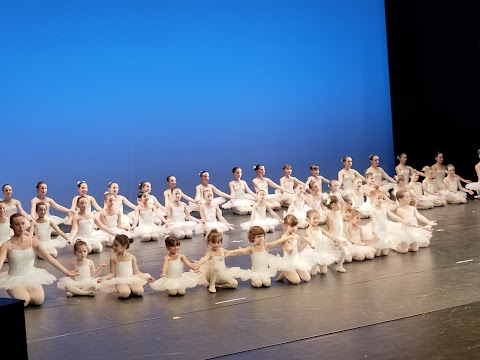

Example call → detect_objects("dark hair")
310 164 319 171
166 176 175 182
369 154 378 161
104 192 115 200
137 191 146 199
114 234 133 249
36 181 47 189
10 213 24 226
341 156 351 163
282 164 292 170
396 153 406 161
232 167 241 173
254 164 264 171
165 235 181 248
74 240 88 252
35 201 47 212
199 171 208 177
108 182 117 189
206 228 222 244
77 195 88 205
2 184 11 191
435 151 443 158
248 226 265 242
77 181 86 188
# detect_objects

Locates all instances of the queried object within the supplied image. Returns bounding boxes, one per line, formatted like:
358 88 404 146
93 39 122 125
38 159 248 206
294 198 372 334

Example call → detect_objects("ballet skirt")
71 218 109 246
435 169 447 186
132 209 163 240
272 238 315 273
34 221 67 251
247 248 278 281
372 170 394 192
0 245 56 290
104 214 129 238
163 205 197 234
352 192 370 218
57 264 98 290
195 206 229 234
240 205 280 231
222 183 255 209
150 255 205 291
0 222 12 246
99 255 151 293
198 249 252 284
310 195 328 223
394 208 432 247
445 180 467 199
466 182 480 191
128 197 166 221
114 199 133 226
309 230 341 266
362 208 400 250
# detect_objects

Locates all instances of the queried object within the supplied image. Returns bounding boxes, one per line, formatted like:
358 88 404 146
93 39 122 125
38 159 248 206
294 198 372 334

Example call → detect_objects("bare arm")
180 254 198 271
380 168 396 183
33 238 77 276
211 184 234 199
242 180 257 197
184 204 203 223
15 200 31 221
93 217 116 236
90 259 108 277
337 170 344 188
50 221 70 242
49 198 72 214
195 251 213 266
224 247 252 257
266 178 292 193
89 196 103 212
215 206 234 229
266 204 283 223
161 255 169 277
118 195 136 211
150 195 167 213
412 207 437 226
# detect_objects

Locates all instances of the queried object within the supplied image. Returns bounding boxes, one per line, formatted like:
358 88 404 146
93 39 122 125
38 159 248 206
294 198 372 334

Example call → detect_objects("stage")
3 200 480 359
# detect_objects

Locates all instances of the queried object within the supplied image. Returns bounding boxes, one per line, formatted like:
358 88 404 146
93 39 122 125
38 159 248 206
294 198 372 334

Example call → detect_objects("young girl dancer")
277 164 305 208
304 209 347 274
99 193 131 246
106 182 136 226
408 173 436 209
195 229 251 293
395 190 437 252
30 181 72 225
252 164 292 210
351 177 371 218
366 190 406 256
0 214 77 306
196 189 234 235
284 183 311 229
240 189 283 233
65 181 103 225
164 188 203 239
443 164 473 202
274 214 316 284
188 171 234 212
150 236 203 296
57 240 107 297
33 202 70 259
131 191 166 242
225 226 286 288
395 153 425 181
69 196 115 253
2 184 31 222
337 157 365 200
222 167 257 215
163 176 197 207
431 152 471 189
364 155 396 193
421 167 449 205
98 234 154 299
305 164 330 194
347 210 376 260
305 181 328 224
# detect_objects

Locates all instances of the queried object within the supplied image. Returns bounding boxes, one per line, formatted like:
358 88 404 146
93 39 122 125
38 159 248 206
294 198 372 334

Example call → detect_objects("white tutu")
195 221 229 234
198 251 252 284
271 239 316 273
100 273 151 293
132 224 163 240
57 265 98 291
466 182 480 191
150 271 205 291
310 231 342 266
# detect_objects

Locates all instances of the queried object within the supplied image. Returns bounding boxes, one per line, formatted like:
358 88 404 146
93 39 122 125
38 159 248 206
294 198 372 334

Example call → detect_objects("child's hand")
147 277 155 283
333 241 339 247
101 262 108 268
228 223 234 230
309 243 315 249
97 277 104 283
67 269 78 278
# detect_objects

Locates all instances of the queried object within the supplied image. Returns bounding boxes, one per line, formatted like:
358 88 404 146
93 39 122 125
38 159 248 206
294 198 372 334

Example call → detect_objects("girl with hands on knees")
130 191 165 242
240 189 283 233
196 189 234 235
195 229 251 293
222 167 257 215
421 167 449 206
150 236 203 296
98 234 154 299
33 202 70 259
0 214 77 307
443 164 473 202
57 240 108 297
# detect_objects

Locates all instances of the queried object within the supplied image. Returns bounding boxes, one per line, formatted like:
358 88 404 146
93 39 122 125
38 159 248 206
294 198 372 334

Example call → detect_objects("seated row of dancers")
0 185 437 306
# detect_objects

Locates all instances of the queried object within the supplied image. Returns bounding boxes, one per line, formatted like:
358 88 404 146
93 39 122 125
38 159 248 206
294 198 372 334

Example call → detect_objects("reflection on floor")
2 199 480 359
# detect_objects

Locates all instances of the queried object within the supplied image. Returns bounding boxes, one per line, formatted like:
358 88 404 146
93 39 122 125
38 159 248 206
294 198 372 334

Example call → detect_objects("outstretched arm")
50 221 71 243
211 184 234 199
33 238 77 277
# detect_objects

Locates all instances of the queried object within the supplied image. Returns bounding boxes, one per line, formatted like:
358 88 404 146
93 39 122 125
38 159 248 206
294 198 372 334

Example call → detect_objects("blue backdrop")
0 0 393 212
